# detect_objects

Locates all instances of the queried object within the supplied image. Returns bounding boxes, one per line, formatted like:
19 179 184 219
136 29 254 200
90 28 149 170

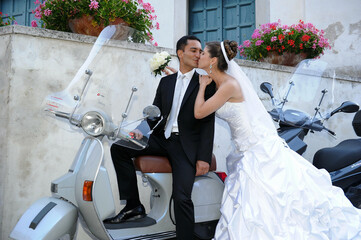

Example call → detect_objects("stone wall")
1 25 360 239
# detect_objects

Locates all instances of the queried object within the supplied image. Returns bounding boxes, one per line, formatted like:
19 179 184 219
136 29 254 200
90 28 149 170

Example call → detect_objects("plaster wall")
305 0 361 77
1 25 361 239
0 28 12 240
261 0 361 77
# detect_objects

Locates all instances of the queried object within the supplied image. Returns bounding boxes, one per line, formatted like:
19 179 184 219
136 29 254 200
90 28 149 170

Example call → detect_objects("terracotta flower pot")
69 15 129 37
261 52 308 67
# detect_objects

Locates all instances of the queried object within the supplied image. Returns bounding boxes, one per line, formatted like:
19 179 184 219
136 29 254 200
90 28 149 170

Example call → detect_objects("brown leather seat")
134 154 217 173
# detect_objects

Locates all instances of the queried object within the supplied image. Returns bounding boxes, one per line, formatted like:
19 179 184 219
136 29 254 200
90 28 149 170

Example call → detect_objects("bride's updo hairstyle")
206 40 238 71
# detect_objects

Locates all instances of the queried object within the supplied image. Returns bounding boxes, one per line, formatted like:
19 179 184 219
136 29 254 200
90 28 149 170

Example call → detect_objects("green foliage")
32 0 159 43
239 20 331 61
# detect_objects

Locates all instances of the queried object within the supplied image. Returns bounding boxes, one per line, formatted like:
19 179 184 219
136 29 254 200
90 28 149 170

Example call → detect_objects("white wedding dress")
214 101 361 240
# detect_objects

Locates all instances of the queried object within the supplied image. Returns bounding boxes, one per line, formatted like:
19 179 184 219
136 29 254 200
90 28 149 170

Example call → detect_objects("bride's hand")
199 75 213 87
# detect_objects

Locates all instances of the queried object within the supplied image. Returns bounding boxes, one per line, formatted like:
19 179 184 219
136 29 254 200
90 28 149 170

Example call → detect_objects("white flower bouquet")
149 51 171 76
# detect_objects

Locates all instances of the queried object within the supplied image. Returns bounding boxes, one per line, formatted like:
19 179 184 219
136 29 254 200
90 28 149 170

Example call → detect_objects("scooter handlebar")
323 126 336 136
47 109 81 126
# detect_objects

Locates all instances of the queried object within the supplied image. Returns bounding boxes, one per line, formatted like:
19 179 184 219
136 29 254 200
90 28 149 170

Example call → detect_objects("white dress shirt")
165 69 194 135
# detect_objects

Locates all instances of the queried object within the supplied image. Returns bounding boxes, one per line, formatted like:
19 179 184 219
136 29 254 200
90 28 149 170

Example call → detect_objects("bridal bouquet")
149 51 171 76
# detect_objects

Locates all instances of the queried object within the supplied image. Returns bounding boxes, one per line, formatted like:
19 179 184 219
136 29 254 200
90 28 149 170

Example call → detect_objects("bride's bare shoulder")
224 75 244 101
224 75 240 88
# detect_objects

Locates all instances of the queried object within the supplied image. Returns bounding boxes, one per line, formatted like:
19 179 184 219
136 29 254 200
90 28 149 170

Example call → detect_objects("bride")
194 40 361 239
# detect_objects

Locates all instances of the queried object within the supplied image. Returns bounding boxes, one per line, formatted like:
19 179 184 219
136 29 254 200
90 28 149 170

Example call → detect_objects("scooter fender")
10 197 78 240
192 172 224 223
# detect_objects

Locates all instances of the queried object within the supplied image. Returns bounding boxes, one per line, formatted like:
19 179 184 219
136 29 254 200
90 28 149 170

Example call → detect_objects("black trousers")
110 133 196 240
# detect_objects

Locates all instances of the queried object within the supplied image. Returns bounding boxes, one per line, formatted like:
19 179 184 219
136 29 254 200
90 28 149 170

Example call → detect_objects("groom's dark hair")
176 35 201 59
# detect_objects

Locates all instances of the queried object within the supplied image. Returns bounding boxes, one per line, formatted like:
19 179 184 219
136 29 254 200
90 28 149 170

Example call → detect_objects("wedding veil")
220 42 278 138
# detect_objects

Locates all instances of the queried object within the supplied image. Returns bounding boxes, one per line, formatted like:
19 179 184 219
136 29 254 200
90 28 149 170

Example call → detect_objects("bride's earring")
209 64 212 74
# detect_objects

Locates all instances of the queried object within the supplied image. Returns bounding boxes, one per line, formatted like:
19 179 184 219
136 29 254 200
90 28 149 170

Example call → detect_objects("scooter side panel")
75 138 111 240
108 173 175 239
10 197 77 240
193 173 224 222
51 172 77 204
93 166 116 220
331 160 361 189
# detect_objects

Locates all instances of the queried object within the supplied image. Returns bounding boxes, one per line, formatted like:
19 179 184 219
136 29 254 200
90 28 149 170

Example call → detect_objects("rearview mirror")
143 105 161 120
331 101 359 116
260 82 274 98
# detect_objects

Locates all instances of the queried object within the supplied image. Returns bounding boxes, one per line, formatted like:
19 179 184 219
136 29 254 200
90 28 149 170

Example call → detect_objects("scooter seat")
313 139 361 172
134 154 217 173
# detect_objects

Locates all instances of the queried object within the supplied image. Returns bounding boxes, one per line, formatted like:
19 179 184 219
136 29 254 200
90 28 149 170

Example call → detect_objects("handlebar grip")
54 112 70 119
328 129 336 136
324 127 336 136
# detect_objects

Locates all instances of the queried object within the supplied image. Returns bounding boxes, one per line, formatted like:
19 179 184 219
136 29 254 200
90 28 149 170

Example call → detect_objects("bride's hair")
206 40 238 71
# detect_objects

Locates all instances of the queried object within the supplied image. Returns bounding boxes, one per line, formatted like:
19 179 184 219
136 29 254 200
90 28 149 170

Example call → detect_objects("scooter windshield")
42 24 154 150
275 59 335 127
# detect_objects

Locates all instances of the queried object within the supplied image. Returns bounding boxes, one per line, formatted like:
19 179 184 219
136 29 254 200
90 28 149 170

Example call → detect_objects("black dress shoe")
103 205 146 224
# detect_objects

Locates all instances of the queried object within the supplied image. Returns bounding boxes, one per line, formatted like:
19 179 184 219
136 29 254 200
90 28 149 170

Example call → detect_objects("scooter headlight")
81 111 105 136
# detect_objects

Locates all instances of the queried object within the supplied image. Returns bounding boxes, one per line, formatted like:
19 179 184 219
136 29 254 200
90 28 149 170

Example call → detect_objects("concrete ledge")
1 25 359 82
0 25 175 54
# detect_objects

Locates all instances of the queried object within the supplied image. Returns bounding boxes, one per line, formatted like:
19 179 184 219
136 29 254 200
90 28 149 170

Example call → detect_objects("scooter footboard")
10 197 78 240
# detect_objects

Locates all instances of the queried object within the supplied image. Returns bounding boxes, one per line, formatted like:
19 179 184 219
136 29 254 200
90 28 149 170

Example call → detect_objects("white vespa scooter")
10 25 226 240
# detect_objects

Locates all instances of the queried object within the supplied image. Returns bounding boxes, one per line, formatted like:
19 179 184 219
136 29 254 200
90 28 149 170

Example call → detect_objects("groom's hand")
196 160 210 176
163 66 177 75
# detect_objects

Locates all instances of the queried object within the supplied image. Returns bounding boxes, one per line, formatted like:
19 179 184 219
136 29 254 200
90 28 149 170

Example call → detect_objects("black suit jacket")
151 71 216 165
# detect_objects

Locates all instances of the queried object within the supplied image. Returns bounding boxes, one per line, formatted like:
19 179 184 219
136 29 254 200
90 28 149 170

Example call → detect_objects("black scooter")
260 59 361 207
260 80 358 155
313 111 361 208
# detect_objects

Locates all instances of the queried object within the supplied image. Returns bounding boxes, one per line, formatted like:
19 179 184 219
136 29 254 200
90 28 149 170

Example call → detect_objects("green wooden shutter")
189 0 255 51
1 0 38 26
189 0 222 47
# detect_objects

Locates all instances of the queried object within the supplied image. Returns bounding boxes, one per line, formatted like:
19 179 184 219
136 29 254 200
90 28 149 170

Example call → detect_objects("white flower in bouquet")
149 51 171 76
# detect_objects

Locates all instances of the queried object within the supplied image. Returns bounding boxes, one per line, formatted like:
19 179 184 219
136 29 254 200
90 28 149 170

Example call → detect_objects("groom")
104 35 216 239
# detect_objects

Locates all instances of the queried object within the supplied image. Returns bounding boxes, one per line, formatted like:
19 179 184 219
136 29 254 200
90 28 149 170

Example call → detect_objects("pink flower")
14 21 18 25
138 0 143 4
154 42 158 46
271 36 277 42
306 23 314 29
143 3 154 13
147 32 154 41
239 47 245 54
34 0 40 4
34 11 42 19
251 29 261 39
255 40 264 46
155 22 160 30
89 0 99 10
122 0 128 3
263 28 271 34
44 8 52 16
243 40 251 48
31 20 38 27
